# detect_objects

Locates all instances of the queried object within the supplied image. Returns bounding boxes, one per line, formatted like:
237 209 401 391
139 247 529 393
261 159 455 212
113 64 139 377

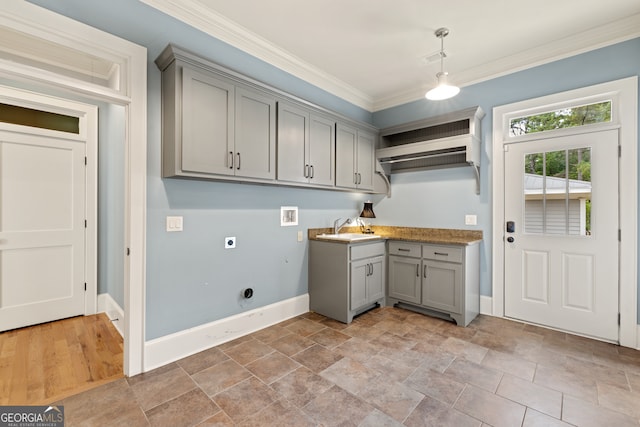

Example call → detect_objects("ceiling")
142 0 640 112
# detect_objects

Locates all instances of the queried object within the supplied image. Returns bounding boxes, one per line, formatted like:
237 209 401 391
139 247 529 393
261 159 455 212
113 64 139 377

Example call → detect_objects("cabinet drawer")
388 241 421 258
350 242 385 260
422 245 463 263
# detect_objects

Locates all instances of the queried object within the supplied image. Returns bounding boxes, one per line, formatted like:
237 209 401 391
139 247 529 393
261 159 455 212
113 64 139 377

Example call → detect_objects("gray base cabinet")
388 241 479 326
309 240 385 323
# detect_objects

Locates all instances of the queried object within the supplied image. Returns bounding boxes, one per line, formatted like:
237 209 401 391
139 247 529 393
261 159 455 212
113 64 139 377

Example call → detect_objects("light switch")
297 230 303 242
465 215 477 226
166 216 183 232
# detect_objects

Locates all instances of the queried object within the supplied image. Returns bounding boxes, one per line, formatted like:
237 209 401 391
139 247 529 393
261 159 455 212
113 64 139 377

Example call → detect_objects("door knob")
507 236 515 243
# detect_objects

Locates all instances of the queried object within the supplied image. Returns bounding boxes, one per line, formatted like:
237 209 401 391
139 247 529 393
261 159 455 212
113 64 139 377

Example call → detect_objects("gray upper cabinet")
175 66 235 176
159 52 275 181
235 87 276 180
156 44 381 193
336 123 375 191
308 114 335 186
277 102 335 187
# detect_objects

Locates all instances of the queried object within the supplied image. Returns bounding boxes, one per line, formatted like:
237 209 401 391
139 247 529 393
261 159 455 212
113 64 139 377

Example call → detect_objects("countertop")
308 225 482 245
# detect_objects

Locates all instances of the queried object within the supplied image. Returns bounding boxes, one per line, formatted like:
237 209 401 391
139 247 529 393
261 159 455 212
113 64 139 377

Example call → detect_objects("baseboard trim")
97 293 125 337
480 295 493 316
636 324 640 350
143 294 310 372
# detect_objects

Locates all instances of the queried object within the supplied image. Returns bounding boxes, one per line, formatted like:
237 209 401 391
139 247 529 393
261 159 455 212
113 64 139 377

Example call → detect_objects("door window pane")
524 148 592 236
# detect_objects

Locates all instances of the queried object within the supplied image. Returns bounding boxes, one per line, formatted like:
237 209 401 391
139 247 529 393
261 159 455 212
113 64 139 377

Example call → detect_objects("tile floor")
56 307 640 426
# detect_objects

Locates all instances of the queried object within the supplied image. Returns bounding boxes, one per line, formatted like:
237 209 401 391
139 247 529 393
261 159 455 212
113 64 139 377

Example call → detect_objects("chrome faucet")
333 218 352 234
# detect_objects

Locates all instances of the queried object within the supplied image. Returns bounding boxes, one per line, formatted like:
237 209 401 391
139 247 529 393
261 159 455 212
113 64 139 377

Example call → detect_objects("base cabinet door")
367 256 385 303
350 259 369 311
388 255 421 304
422 260 463 314
350 255 385 311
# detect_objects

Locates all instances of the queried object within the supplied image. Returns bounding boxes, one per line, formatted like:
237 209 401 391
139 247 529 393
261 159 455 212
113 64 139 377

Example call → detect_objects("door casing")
492 77 638 348
0 2 148 375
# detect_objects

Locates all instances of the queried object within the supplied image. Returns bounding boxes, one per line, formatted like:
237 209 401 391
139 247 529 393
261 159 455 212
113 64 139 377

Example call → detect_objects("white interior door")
0 130 86 331
504 129 619 342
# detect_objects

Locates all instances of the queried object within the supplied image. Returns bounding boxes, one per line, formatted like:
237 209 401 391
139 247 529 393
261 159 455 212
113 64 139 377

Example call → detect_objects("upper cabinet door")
277 102 308 184
234 86 276 180
181 67 235 176
335 123 357 189
336 123 375 190
356 129 375 191
308 114 335 187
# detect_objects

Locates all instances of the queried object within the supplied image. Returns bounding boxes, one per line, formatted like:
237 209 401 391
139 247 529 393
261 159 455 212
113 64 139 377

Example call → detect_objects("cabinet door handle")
304 164 309 178
228 151 234 169
310 165 314 179
424 265 427 278
357 173 362 185
416 264 419 277
398 248 410 252
236 152 241 170
434 252 449 257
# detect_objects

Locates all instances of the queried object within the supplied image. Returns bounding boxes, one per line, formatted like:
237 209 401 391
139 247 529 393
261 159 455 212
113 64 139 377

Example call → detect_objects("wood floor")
0 313 123 405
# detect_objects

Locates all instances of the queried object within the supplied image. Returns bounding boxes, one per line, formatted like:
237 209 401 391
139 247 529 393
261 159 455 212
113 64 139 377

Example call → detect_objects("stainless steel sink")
316 233 382 242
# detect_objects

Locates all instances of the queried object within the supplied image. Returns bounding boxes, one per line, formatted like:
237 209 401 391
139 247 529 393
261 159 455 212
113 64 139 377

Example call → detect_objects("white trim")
140 0 640 112
0 2 148 375
140 0 373 111
492 77 638 348
637 325 640 350
480 296 493 316
98 293 125 337
144 294 309 372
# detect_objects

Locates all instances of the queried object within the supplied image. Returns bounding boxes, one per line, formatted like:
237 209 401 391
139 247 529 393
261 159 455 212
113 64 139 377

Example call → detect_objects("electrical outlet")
297 230 303 242
225 236 236 249
465 215 477 226
166 216 183 232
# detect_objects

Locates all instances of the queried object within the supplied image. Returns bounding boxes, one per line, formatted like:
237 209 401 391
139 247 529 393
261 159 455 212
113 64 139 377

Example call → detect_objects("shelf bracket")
471 163 480 195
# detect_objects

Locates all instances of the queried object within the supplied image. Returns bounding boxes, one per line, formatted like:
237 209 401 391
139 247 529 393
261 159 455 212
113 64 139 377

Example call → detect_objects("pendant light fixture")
425 27 460 101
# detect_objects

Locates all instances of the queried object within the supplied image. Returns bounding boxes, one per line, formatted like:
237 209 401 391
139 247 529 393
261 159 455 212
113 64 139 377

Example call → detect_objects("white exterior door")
0 130 86 331
504 129 619 341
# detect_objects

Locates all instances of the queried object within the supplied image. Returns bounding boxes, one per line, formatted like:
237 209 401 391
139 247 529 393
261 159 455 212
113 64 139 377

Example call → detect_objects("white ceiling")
143 0 640 111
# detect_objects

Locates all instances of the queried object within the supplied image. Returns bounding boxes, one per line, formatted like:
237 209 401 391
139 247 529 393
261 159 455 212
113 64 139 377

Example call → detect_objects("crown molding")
140 0 374 110
142 0 639 113
373 13 640 111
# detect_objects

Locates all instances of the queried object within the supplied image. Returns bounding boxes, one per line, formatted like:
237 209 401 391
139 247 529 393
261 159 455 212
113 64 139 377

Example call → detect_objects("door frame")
0 87 98 318
492 77 638 348
0 3 148 375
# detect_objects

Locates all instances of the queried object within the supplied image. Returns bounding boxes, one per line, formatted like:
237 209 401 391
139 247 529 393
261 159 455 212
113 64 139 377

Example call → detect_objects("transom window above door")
509 100 611 137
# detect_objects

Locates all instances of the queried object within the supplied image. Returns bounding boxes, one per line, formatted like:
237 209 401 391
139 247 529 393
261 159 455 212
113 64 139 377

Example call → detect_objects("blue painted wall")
27 0 640 334
372 38 640 323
